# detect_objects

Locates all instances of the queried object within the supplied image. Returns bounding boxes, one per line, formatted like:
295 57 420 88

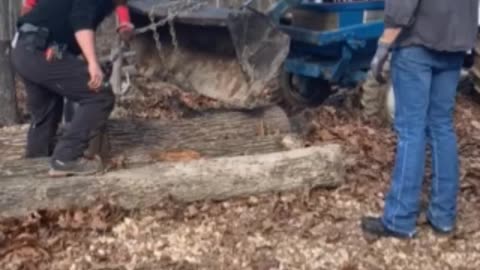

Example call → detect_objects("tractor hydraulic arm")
267 0 303 23
242 0 303 24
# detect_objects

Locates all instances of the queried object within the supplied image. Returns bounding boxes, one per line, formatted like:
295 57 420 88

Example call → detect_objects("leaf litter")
2 83 480 269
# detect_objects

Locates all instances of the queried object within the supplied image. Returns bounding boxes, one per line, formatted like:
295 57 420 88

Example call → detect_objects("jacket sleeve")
70 0 97 32
24 0 38 8
384 0 421 28
21 0 37 15
115 5 132 26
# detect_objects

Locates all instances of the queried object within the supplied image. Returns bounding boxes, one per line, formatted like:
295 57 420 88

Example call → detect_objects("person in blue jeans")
362 0 479 238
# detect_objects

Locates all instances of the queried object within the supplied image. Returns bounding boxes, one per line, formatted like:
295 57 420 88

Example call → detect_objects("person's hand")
87 62 105 91
370 41 391 84
117 23 134 42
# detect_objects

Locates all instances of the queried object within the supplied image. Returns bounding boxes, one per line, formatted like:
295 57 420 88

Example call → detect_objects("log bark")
0 144 344 217
0 105 291 164
0 0 19 126
0 135 292 179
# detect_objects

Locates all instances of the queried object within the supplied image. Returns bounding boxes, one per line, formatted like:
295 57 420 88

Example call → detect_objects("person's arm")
384 0 420 30
380 28 402 45
381 0 420 43
75 30 104 91
70 0 104 91
74 30 98 68
370 0 420 83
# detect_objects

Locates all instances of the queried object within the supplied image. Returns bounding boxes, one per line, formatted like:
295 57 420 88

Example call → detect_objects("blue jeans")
382 46 464 236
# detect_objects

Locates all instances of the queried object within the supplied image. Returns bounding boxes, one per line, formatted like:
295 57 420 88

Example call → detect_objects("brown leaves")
0 214 51 266
250 252 279 270
149 149 202 162
0 203 126 268
107 154 127 170
2 94 480 269
306 104 395 199
454 97 480 204
116 77 221 121
56 204 124 232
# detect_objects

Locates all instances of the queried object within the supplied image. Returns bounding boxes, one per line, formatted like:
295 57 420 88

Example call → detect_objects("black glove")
370 41 391 83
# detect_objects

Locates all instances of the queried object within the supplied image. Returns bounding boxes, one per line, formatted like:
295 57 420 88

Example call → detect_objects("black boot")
49 156 103 177
361 216 412 239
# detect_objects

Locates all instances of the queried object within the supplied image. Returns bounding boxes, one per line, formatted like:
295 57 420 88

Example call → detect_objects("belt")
16 23 68 61
17 23 49 49
18 23 48 34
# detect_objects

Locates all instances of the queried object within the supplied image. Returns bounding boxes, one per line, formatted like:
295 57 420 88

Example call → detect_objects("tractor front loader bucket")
127 0 290 109
226 4 290 86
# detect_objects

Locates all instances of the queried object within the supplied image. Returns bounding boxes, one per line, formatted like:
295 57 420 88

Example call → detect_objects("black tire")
280 71 333 108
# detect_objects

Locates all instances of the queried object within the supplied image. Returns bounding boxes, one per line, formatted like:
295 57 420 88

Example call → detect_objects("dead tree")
0 0 20 126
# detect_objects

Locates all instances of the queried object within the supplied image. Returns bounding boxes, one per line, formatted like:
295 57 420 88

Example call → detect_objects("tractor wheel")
280 71 333 108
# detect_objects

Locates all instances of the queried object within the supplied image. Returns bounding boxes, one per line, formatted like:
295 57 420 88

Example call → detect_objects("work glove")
117 23 134 42
370 41 391 84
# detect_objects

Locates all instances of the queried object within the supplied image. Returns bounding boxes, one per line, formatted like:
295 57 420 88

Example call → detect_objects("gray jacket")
385 0 478 52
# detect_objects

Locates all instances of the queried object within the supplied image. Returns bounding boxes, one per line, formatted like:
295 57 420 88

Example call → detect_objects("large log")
0 105 291 164
0 135 291 179
0 144 344 217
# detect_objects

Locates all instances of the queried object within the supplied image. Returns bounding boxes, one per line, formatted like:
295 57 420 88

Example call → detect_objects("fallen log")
0 105 291 163
0 135 290 179
0 144 344 217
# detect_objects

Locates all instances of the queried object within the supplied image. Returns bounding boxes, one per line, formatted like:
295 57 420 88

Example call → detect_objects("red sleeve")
24 0 38 8
115 5 131 25
21 0 37 15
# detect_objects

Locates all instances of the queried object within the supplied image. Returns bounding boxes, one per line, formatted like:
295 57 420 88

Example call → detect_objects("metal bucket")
127 0 289 108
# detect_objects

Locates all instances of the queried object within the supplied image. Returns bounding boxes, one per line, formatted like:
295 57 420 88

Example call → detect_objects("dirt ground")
3 16 480 270
2 79 480 269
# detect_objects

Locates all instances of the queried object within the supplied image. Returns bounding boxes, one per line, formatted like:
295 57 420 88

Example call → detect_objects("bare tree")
0 0 20 126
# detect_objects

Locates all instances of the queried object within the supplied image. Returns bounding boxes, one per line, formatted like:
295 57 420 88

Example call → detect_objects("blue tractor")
127 0 390 111
255 0 385 107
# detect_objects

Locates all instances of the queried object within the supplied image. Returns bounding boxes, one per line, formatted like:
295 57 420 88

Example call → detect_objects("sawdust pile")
1 89 480 269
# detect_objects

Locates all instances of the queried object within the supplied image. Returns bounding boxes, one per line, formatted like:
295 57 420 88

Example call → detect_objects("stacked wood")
0 106 345 217
0 106 292 165
0 144 344 217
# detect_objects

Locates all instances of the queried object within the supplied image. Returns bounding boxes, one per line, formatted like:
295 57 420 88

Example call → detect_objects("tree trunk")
0 144 344 217
0 0 19 126
0 106 347 218
0 105 292 164
0 134 296 178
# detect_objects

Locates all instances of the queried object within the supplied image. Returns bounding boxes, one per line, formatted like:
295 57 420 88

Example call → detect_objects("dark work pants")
11 38 115 162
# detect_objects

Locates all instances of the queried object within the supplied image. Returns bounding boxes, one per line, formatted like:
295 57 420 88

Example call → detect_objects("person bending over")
12 0 134 176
